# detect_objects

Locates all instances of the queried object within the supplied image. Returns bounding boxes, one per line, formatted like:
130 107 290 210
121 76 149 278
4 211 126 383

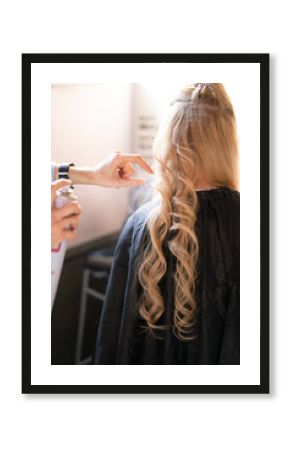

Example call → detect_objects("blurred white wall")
51 84 133 247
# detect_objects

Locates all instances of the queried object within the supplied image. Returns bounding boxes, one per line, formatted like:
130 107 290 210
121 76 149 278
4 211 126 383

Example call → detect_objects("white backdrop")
1 1 288 450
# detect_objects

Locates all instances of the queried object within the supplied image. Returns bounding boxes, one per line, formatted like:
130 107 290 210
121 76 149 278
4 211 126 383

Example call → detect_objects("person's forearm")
52 152 153 188
68 166 96 185
52 163 96 185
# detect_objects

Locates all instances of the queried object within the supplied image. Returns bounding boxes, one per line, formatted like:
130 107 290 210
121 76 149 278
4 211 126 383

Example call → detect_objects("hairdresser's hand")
51 179 82 249
94 151 154 187
69 151 154 188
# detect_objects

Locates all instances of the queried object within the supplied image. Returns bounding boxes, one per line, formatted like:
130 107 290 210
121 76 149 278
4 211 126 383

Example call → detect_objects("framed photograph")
22 53 269 394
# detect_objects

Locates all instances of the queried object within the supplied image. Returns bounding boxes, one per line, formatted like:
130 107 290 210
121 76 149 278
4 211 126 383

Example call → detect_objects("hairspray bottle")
51 186 78 307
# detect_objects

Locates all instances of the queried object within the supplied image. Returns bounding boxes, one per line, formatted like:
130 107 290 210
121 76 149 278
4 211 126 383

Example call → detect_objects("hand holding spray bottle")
51 182 78 307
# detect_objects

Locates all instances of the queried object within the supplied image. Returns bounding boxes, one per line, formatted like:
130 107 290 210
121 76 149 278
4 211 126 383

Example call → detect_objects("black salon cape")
94 187 240 365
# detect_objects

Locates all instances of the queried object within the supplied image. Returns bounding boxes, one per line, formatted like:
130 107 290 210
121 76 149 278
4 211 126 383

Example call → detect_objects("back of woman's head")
155 83 239 191
138 83 239 341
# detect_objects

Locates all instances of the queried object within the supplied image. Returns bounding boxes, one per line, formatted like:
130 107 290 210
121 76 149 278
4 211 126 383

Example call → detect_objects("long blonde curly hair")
138 83 239 341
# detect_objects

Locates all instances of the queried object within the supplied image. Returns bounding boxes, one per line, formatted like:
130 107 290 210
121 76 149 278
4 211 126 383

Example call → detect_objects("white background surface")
0 1 287 450
31 62 260 386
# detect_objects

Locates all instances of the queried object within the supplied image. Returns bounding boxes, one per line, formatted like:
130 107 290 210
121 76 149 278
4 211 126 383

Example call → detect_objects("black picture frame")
22 53 269 394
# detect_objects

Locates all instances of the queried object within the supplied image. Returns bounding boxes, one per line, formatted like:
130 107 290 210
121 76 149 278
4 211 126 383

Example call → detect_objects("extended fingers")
117 177 145 187
117 154 154 174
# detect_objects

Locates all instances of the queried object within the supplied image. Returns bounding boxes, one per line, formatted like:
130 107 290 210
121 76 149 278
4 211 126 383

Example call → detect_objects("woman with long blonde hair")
95 83 240 365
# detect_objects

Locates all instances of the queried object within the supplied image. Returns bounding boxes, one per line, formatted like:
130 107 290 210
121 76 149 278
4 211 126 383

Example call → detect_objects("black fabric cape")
94 187 240 365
